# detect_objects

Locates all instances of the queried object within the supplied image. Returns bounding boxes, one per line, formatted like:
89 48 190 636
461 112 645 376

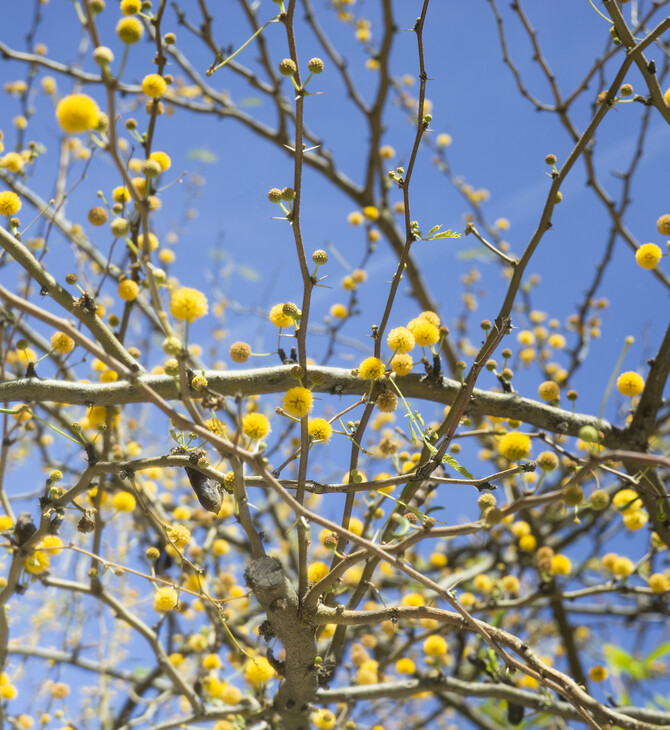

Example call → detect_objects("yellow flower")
635 243 662 270
118 279 139 302
308 418 332 443
622 509 648 531
55 94 100 134
551 554 572 576
387 327 415 353
363 205 379 220
168 524 191 550
390 353 413 376
395 657 416 674
347 211 364 226
25 551 50 575
329 303 348 319
538 381 559 401
473 573 493 593
116 16 144 44
408 318 440 347
612 488 642 512
616 371 644 396
311 709 337 730
51 332 75 355
244 657 275 685
40 535 63 555
112 186 131 203
142 74 167 98
153 586 179 612
121 0 141 14
242 412 271 440
170 287 208 322
498 431 531 461
283 387 313 417
269 303 293 328
150 151 171 171
588 666 608 682
113 492 136 512
138 232 159 251
3 152 24 173
358 357 385 380
436 133 452 147
648 573 669 593
423 635 448 656
308 561 329 582
612 556 634 578
0 516 13 531
0 191 21 216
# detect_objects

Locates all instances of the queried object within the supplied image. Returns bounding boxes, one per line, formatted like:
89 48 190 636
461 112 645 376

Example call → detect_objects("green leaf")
187 148 218 164
426 224 442 237
239 96 262 107
236 264 260 281
428 229 461 240
603 644 646 679
442 454 474 480
645 641 670 664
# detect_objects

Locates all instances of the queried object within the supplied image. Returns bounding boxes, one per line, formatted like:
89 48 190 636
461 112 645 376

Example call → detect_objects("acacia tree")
0 0 669 728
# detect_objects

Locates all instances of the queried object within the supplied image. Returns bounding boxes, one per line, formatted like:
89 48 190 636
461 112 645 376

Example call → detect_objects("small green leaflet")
442 454 475 480
417 224 461 242
187 148 218 164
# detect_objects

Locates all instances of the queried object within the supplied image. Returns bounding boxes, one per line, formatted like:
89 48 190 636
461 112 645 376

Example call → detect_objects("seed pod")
185 467 223 514
14 512 37 546
507 702 525 726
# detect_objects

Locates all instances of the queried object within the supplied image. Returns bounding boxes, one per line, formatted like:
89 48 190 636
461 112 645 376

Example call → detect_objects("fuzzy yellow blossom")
395 657 416 674
168 524 191 550
142 74 167 98
648 573 669 593
118 279 139 302
283 387 313 417
308 418 333 443
330 303 348 319
408 318 440 347
548 333 566 349
0 516 13 531
150 151 171 171
311 709 337 730
3 152 24 173
612 556 635 578
244 657 275 685
423 635 448 656
551 554 572 576
436 133 452 147
112 491 136 512
308 561 329 582
55 94 100 134
112 186 131 204
616 371 644 396
0 191 21 216
538 381 559 401
242 412 271 440
40 535 63 555
387 327 415 353
347 211 364 226
390 353 413 376
51 332 75 355
635 243 662 270
363 205 379 220
121 0 141 14
269 303 293 328
589 666 608 682
498 431 531 460
116 16 144 44
170 287 208 322
25 551 50 575
153 586 179 612
358 357 385 380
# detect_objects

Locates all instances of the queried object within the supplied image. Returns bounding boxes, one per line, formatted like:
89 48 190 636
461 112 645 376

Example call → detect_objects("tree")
0 0 669 728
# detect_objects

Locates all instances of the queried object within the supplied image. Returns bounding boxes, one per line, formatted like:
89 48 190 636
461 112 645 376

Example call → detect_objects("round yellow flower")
395 657 416 674
358 357 385 380
308 418 332 443
153 586 179 612
121 0 141 14
390 353 413 376
112 186 131 204
168 524 191 550
150 151 171 171
116 16 144 44
538 380 559 402
635 243 662 270
283 387 313 417
387 327 415 354
113 491 136 512
612 556 635 578
51 332 75 355
311 709 337 730
141 74 167 99
269 303 293 328
0 191 21 217
170 287 208 322
551 554 572 576
363 205 379 220
648 573 669 593
40 535 63 555
616 371 644 396
244 657 275 685
25 551 50 575
498 431 531 461
589 666 608 682
3 152 24 173
408 318 440 347
347 211 364 226
329 303 348 319
423 635 448 657
242 412 271 440
118 279 139 302
308 561 329 582
55 94 100 134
